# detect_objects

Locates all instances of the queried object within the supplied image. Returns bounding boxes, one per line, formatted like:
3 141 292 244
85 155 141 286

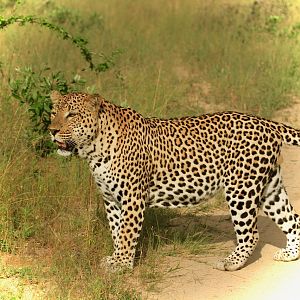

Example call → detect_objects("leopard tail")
278 123 300 146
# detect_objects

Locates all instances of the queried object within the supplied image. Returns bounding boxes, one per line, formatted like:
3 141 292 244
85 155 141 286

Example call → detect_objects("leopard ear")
50 90 62 104
86 94 104 113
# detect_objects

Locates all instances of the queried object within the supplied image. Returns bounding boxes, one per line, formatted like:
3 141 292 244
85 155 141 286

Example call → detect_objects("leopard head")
49 91 103 156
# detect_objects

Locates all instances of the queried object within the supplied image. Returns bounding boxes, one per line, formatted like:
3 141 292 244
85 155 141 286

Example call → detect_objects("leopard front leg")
102 195 146 272
103 197 121 246
101 197 121 270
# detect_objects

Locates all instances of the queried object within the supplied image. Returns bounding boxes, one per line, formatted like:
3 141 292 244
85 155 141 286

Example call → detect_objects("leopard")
49 90 300 272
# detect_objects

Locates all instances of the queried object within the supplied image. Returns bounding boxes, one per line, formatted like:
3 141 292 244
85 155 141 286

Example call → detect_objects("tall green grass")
2 0 300 116
1 0 300 298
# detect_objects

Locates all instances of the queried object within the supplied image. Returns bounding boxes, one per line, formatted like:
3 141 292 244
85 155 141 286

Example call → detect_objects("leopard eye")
66 110 78 119
50 112 57 120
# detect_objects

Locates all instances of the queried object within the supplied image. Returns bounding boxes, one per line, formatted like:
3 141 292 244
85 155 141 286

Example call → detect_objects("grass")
1 0 300 298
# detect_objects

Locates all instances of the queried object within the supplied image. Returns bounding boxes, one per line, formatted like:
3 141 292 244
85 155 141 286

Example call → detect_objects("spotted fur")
49 91 300 271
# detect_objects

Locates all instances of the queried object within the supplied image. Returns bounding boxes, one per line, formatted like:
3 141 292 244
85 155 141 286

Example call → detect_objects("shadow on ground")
138 207 286 268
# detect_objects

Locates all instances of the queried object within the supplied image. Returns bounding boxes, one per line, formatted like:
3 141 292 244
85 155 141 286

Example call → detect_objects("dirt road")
147 106 300 300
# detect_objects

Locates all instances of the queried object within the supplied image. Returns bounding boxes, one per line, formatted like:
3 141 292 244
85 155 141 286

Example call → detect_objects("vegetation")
1 0 300 298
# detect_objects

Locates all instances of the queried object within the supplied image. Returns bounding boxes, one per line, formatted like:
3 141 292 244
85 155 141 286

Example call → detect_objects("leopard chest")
90 156 123 204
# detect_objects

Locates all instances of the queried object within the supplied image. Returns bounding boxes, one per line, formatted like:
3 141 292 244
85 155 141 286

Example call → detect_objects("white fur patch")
57 149 72 157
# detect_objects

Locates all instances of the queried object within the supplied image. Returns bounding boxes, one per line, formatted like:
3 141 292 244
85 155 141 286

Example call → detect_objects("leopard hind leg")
261 166 300 262
215 179 261 271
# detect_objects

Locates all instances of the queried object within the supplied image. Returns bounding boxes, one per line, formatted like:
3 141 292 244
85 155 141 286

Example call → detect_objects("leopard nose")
50 129 59 136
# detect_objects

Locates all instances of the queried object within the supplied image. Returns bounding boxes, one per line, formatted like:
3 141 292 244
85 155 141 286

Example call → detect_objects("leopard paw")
100 255 133 273
214 259 244 271
273 248 299 262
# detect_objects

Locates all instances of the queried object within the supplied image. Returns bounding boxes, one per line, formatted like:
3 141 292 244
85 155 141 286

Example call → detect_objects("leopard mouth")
54 140 76 152
56 141 68 150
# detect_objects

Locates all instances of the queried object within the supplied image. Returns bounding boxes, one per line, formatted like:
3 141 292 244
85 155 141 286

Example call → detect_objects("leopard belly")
147 173 222 208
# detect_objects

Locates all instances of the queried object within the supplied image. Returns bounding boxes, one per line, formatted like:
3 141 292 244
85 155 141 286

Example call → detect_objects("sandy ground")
146 102 300 300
